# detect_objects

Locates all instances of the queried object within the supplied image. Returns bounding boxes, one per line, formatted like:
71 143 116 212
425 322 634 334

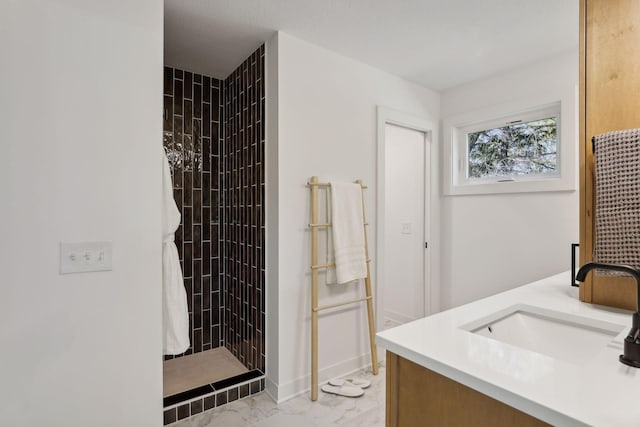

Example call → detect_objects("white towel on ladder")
330 182 367 284
162 148 190 355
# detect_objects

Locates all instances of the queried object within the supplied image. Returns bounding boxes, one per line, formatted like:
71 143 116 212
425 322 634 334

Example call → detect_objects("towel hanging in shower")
162 148 190 355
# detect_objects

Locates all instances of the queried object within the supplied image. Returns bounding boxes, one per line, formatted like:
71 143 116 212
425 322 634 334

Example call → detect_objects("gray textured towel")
594 128 640 270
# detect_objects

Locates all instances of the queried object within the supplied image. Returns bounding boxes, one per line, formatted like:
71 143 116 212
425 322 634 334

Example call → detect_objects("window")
443 100 575 196
464 105 559 182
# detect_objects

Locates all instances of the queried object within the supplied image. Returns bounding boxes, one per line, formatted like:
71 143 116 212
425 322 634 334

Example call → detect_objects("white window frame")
443 94 577 196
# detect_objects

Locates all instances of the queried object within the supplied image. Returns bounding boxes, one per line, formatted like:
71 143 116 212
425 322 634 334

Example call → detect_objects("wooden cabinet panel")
580 0 640 310
385 352 548 427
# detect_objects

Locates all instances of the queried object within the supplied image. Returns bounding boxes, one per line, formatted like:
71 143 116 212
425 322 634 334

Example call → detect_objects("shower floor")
163 347 248 398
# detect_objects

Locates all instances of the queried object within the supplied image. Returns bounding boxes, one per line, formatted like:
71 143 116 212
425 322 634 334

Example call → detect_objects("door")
383 123 429 328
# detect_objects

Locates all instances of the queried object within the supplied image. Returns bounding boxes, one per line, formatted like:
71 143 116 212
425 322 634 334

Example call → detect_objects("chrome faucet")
575 262 640 368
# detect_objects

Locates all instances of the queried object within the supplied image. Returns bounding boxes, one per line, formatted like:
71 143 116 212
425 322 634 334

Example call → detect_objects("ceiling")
164 0 578 91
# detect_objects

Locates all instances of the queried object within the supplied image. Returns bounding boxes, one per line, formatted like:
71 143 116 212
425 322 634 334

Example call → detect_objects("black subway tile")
163 408 176 425
194 328 202 353
164 384 214 407
215 391 227 406
204 395 216 410
190 399 203 415
174 80 183 116
239 384 249 398
164 67 174 96
194 83 202 118
184 71 192 99
184 100 193 134
164 95 173 132
177 404 189 421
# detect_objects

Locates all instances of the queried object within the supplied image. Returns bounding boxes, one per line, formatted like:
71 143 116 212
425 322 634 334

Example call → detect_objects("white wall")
265 33 280 400
269 32 440 401
384 124 426 325
440 50 579 309
0 1 163 426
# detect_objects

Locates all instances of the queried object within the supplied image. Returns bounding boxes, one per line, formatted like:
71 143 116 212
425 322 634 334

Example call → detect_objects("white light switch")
401 222 412 234
60 241 113 274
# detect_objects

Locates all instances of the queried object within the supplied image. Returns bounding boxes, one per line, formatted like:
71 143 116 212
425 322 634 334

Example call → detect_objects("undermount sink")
461 304 625 364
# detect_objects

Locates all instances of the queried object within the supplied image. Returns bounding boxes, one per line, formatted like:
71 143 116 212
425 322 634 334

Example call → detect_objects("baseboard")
271 352 376 403
264 375 279 403
384 308 417 325
383 318 402 329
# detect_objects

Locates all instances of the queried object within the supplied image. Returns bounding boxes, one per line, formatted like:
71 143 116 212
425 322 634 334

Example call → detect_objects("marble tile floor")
383 318 402 330
172 364 385 427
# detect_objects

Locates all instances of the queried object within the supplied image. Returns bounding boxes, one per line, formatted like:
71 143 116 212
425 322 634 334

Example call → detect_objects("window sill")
445 176 575 196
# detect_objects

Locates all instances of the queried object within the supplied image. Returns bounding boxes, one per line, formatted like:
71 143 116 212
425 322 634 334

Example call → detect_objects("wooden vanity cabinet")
579 0 640 310
385 352 549 427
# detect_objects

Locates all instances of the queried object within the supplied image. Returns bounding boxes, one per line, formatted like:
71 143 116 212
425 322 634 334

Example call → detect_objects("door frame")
376 106 440 334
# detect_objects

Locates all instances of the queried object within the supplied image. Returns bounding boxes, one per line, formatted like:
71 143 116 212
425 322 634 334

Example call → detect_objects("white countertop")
376 271 640 427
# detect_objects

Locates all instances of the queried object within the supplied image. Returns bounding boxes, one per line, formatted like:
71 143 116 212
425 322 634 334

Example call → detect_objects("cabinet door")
385 352 549 427
580 0 640 309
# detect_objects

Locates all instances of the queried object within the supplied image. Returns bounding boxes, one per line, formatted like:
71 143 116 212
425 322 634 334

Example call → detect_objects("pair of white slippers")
320 377 371 398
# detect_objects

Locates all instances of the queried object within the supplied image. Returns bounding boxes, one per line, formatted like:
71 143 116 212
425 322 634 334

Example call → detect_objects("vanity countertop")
376 271 640 427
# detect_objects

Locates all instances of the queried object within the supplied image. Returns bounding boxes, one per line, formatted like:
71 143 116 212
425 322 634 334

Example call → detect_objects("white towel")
162 148 190 355
330 182 367 284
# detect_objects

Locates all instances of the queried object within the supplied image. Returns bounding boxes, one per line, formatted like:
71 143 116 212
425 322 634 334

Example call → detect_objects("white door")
383 123 429 328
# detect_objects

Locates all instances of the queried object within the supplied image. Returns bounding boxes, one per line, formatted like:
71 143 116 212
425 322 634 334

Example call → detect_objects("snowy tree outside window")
467 117 558 179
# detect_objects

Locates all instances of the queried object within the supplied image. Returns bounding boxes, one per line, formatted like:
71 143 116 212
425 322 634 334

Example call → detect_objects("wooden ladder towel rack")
308 175 378 401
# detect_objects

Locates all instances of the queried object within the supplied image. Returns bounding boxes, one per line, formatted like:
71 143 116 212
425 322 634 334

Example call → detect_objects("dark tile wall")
163 66 222 358
161 47 266 425
161 47 266 427
221 45 266 372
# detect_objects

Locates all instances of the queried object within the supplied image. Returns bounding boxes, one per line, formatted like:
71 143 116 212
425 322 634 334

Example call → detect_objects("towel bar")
310 259 371 270
307 180 368 190
308 222 369 227
314 296 373 312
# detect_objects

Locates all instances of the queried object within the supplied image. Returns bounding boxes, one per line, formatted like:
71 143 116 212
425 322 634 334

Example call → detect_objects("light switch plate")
401 222 412 234
60 241 113 274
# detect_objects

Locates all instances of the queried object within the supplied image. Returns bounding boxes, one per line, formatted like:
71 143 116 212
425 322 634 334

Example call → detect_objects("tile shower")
162 45 265 425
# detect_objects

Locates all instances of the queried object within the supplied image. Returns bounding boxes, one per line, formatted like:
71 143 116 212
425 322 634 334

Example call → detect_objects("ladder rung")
311 259 371 270
308 222 369 228
314 296 372 312
311 263 335 269
307 181 368 189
